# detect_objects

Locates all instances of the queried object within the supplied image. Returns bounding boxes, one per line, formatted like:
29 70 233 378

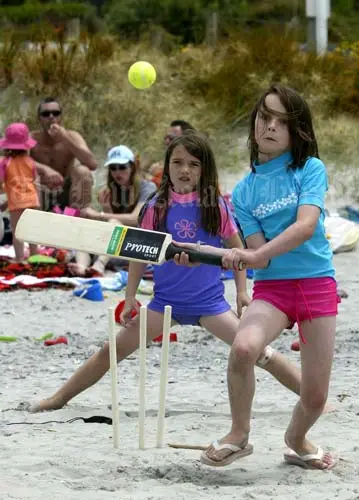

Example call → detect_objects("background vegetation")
0 0 358 194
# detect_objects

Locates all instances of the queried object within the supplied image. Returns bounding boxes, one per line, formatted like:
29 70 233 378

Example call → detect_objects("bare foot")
67 262 88 277
27 397 65 413
89 259 106 276
284 432 337 470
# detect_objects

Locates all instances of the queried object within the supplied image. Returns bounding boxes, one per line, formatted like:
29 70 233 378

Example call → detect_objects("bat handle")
166 244 245 270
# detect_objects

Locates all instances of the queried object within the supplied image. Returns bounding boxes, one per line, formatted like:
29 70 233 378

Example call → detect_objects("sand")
1 170 359 499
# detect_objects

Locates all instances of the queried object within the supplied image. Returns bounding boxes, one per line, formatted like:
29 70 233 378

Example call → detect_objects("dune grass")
0 29 358 199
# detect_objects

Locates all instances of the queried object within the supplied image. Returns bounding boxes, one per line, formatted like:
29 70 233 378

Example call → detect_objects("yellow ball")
128 61 156 90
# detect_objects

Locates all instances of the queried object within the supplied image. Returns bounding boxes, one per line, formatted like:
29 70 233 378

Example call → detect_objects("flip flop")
200 439 254 467
284 446 338 470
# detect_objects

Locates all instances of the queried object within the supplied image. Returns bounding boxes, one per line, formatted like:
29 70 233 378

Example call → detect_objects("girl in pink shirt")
0 123 39 260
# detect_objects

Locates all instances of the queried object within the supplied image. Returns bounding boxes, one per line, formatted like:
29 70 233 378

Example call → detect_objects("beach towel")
324 213 359 253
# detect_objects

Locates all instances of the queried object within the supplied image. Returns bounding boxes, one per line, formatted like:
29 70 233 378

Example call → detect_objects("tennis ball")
128 61 156 90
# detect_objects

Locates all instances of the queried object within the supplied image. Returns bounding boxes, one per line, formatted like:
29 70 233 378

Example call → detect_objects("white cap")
104 145 135 166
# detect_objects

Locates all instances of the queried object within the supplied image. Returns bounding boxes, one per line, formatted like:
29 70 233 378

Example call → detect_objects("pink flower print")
174 219 198 239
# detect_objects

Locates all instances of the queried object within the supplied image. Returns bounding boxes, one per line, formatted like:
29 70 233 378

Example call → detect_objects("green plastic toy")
27 255 57 265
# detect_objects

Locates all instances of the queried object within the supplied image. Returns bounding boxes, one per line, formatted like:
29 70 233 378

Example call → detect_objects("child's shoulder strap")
138 190 158 225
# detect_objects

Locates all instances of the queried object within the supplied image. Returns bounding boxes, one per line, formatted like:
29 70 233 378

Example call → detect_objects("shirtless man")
31 97 98 211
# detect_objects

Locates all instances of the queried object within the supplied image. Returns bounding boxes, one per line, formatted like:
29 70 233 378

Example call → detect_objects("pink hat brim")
0 137 37 150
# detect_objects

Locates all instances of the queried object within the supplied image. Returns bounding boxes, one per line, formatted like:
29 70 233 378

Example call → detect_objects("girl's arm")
223 232 250 304
82 202 146 227
120 261 147 326
221 205 322 270
244 232 270 268
104 181 157 226
120 198 156 326
254 205 320 262
90 182 157 227
101 202 145 226
125 261 147 299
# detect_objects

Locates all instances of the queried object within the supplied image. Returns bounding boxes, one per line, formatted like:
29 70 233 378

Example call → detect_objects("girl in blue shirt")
28 132 305 416
196 84 339 470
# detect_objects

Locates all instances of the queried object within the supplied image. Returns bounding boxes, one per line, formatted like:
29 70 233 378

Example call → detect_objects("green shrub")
1 30 359 173
181 30 359 122
0 29 25 86
12 26 116 94
0 2 93 25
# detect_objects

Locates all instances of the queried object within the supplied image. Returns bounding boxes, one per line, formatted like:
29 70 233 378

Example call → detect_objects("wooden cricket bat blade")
15 209 234 268
15 209 172 264
16 209 122 256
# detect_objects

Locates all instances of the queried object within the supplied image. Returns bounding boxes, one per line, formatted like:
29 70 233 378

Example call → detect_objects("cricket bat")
15 209 244 268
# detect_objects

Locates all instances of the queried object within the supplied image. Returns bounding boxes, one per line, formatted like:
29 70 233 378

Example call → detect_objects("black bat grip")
166 243 245 270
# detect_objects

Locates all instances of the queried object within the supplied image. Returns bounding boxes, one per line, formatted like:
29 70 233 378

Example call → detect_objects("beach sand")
1 169 359 499
0 246 358 500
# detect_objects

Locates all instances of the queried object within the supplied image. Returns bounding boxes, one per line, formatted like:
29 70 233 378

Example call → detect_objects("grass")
0 30 359 200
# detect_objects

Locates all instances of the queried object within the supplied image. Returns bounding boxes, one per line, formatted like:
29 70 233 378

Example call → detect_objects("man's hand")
48 123 68 141
41 165 64 189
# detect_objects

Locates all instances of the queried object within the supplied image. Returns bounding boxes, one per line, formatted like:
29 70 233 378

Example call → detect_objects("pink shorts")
252 277 340 344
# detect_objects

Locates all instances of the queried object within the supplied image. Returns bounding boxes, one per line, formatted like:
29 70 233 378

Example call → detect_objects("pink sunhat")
0 123 37 150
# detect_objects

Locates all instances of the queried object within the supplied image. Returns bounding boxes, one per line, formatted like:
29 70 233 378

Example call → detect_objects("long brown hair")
107 154 141 213
248 83 319 170
147 131 223 235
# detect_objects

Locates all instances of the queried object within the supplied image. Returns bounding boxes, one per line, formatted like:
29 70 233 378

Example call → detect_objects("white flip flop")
284 446 338 470
201 439 254 467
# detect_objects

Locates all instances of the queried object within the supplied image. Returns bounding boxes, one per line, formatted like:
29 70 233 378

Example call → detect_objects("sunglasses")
40 110 62 118
109 163 130 171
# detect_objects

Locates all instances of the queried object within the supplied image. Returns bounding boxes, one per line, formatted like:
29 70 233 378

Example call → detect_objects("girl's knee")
231 338 261 367
71 165 93 184
102 339 123 364
301 389 328 412
101 341 110 356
